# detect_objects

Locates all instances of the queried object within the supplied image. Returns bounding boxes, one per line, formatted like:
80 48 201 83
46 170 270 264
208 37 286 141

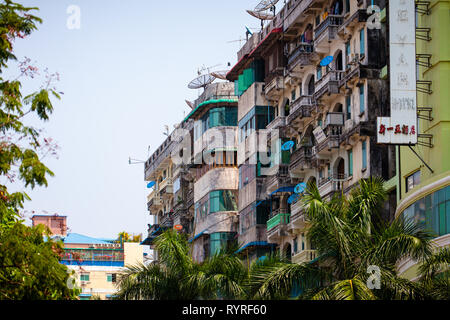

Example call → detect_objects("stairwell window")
348 149 353 177
362 141 367 170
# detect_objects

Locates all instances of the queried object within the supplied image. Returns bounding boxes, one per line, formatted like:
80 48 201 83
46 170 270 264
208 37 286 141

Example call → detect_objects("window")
209 190 238 213
80 274 90 282
239 106 275 142
315 15 320 27
194 106 238 141
406 170 421 193
362 141 367 170
359 85 365 114
210 232 235 256
348 149 353 176
360 28 365 56
345 0 350 13
316 66 322 80
293 237 298 254
107 273 117 283
346 95 351 120
402 185 450 236
291 89 296 101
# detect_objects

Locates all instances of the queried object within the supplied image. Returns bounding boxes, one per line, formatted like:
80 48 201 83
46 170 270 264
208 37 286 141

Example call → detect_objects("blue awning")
235 241 276 254
269 186 295 196
188 230 208 243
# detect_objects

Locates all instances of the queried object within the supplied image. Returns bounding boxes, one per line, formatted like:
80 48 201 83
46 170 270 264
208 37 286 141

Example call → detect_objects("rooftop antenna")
246 9 275 29
227 36 246 47
129 157 145 165
254 0 280 12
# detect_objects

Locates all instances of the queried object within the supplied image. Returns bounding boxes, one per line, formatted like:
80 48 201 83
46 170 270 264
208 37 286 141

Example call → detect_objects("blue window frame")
360 28 365 56
359 85 365 114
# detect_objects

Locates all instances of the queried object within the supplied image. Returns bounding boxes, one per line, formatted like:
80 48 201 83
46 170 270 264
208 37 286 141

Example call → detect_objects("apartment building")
143 82 240 262
393 0 450 279
226 0 394 264
31 215 143 300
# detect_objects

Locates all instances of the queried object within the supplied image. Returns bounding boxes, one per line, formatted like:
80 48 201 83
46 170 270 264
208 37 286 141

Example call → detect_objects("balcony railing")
266 116 286 131
287 95 315 125
289 146 312 173
314 15 344 44
318 174 348 197
267 211 291 231
287 42 317 70
325 112 345 128
314 70 344 99
292 250 317 264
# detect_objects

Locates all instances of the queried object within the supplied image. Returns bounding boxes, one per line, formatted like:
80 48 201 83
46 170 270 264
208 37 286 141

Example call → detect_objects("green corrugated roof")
183 98 238 122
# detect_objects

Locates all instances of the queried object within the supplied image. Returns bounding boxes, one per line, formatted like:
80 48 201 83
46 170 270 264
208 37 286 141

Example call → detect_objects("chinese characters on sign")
377 0 417 145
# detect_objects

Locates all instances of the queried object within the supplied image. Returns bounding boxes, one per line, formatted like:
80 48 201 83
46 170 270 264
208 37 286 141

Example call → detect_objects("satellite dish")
147 181 155 188
287 193 301 204
185 100 194 109
188 73 216 90
246 10 274 20
281 141 295 151
294 182 307 194
210 70 230 80
255 0 280 12
320 56 334 67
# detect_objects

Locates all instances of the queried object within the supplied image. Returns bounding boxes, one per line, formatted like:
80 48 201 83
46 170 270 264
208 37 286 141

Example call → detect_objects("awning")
269 186 295 196
188 230 208 243
183 98 238 122
235 241 276 254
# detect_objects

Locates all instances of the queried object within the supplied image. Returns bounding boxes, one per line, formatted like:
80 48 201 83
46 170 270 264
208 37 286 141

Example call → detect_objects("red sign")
174 225 183 231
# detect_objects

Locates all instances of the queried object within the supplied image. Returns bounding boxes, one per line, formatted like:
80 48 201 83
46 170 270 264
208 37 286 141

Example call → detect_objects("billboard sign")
377 0 417 145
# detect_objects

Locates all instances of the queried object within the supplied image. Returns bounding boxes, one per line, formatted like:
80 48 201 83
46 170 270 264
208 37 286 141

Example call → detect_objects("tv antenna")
246 10 275 29
254 0 279 12
129 157 145 165
163 125 169 136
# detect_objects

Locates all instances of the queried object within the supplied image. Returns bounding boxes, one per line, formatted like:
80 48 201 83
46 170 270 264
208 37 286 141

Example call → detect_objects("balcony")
265 164 291 195
314 70 344 101
266 116 286 131
286 95 315 128
159 178 173 198
337 9 368 41
318 174 348 198
340 121 374 146
147 190 163 211
292 250 317 264
289 146 313 175
312 125 343 156
324 112 345 128
314 15 344 52
287 43 319 72
267 210 291 242
264 68 285 99
289 205 308 231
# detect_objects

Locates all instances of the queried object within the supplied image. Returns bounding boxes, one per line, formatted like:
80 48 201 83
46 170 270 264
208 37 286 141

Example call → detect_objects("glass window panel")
439 203 446 236
362 141 367 169
446 201 450 235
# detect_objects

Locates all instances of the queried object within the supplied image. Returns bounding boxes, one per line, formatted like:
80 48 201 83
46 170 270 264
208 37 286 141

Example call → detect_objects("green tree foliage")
248 178 450 300
115 230 248 300
116 178 450 300
0 0 78 300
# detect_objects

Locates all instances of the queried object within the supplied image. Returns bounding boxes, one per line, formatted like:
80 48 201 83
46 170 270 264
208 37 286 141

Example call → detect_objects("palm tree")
114 229 247 300
248 177 449 300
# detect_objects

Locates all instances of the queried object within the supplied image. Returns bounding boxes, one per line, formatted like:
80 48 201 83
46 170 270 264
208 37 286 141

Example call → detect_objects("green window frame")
346 95 351 120
209 190 238 214
362 141 367 170
348 149 353 176
80 274 90 282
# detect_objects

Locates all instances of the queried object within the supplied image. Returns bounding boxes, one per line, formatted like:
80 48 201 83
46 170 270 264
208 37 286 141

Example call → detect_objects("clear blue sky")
13 0 262 239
